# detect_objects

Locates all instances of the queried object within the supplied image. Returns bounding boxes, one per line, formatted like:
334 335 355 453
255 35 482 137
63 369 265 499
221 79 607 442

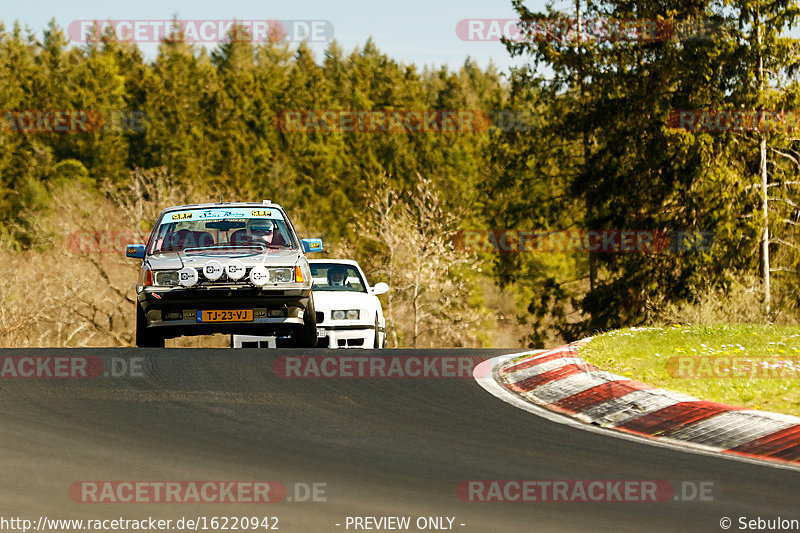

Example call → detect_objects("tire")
373 315 380 349
135 305 164 348
295 294 318 348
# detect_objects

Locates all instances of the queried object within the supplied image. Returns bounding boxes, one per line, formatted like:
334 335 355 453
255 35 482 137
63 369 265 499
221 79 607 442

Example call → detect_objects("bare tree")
359 173 487 348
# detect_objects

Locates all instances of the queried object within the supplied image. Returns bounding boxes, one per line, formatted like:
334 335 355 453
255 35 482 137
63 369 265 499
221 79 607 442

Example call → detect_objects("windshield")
310 263 367 292
149 207 296 253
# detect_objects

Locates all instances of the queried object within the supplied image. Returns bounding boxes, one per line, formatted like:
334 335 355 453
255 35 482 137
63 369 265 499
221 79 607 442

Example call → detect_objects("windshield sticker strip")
160 208 285 225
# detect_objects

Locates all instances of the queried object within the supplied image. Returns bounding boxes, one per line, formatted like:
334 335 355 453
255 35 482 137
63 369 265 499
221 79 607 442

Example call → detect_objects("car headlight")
154 270 179 286
332 310 360 320
268 267 294 283
250 266 269 286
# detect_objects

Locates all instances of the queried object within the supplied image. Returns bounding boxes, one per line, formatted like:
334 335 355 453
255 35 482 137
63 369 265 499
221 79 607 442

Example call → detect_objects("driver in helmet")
327 266 349 287
249 220 275 246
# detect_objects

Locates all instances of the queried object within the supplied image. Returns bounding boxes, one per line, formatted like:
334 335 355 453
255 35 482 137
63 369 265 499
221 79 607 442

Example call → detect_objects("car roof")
160 201 282 213
309 259 361 267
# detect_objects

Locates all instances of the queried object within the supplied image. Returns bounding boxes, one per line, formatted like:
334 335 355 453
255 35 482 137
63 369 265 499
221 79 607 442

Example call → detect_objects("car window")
149 207 296 253
310 264 367 292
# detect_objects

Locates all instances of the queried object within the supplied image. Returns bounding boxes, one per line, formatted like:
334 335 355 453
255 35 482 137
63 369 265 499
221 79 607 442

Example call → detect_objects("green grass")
577 324 800 416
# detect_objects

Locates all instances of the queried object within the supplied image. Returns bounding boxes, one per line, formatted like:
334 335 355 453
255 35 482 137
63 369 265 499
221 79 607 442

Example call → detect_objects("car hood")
313 290 373 310
146 248 301 270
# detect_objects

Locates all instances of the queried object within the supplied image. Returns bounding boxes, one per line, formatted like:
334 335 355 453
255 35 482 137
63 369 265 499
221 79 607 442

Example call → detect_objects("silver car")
126 201 323 347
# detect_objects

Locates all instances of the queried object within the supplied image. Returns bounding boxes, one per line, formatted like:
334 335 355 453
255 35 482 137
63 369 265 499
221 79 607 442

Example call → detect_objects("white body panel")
231 259 387 349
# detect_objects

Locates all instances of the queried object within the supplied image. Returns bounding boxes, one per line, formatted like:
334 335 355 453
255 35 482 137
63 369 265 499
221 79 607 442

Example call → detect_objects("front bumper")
138 286 311 338
316 323 379 349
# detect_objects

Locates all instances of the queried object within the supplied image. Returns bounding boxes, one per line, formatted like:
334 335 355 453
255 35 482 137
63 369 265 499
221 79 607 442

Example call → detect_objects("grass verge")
577 324 800 416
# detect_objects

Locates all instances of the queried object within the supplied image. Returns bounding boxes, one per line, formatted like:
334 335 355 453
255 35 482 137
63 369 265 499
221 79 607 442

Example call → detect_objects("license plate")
197 310 253 322
317 327 326 338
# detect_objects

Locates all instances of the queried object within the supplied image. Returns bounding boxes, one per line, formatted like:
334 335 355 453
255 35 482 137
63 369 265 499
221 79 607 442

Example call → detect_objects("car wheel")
373 315 380 349
136 305 165 348
295 295 318 348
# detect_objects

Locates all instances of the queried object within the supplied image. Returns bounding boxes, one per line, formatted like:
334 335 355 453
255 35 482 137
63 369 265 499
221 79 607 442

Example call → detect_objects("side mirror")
371 282 389 295
301 238 323 253
126 244 146 259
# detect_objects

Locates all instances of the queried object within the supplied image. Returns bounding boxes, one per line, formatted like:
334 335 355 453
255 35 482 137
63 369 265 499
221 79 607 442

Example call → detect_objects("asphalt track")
1 348 799 533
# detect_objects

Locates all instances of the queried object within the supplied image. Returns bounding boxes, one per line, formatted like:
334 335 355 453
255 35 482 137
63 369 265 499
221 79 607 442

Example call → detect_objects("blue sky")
1 0 567 74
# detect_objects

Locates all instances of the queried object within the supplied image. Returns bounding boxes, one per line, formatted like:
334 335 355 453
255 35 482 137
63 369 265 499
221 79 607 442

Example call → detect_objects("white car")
231 259 388 349
310 260 388 349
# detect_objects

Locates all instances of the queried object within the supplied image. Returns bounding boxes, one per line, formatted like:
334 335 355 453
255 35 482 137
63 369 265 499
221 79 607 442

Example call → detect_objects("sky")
0 0 568 74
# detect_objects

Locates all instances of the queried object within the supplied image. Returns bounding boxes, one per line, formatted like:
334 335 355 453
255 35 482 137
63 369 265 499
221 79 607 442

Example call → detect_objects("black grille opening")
316 312 324 324
163 309 182 320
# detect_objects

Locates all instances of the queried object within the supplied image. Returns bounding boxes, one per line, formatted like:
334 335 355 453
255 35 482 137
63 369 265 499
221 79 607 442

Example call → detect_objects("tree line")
1 3 799 347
